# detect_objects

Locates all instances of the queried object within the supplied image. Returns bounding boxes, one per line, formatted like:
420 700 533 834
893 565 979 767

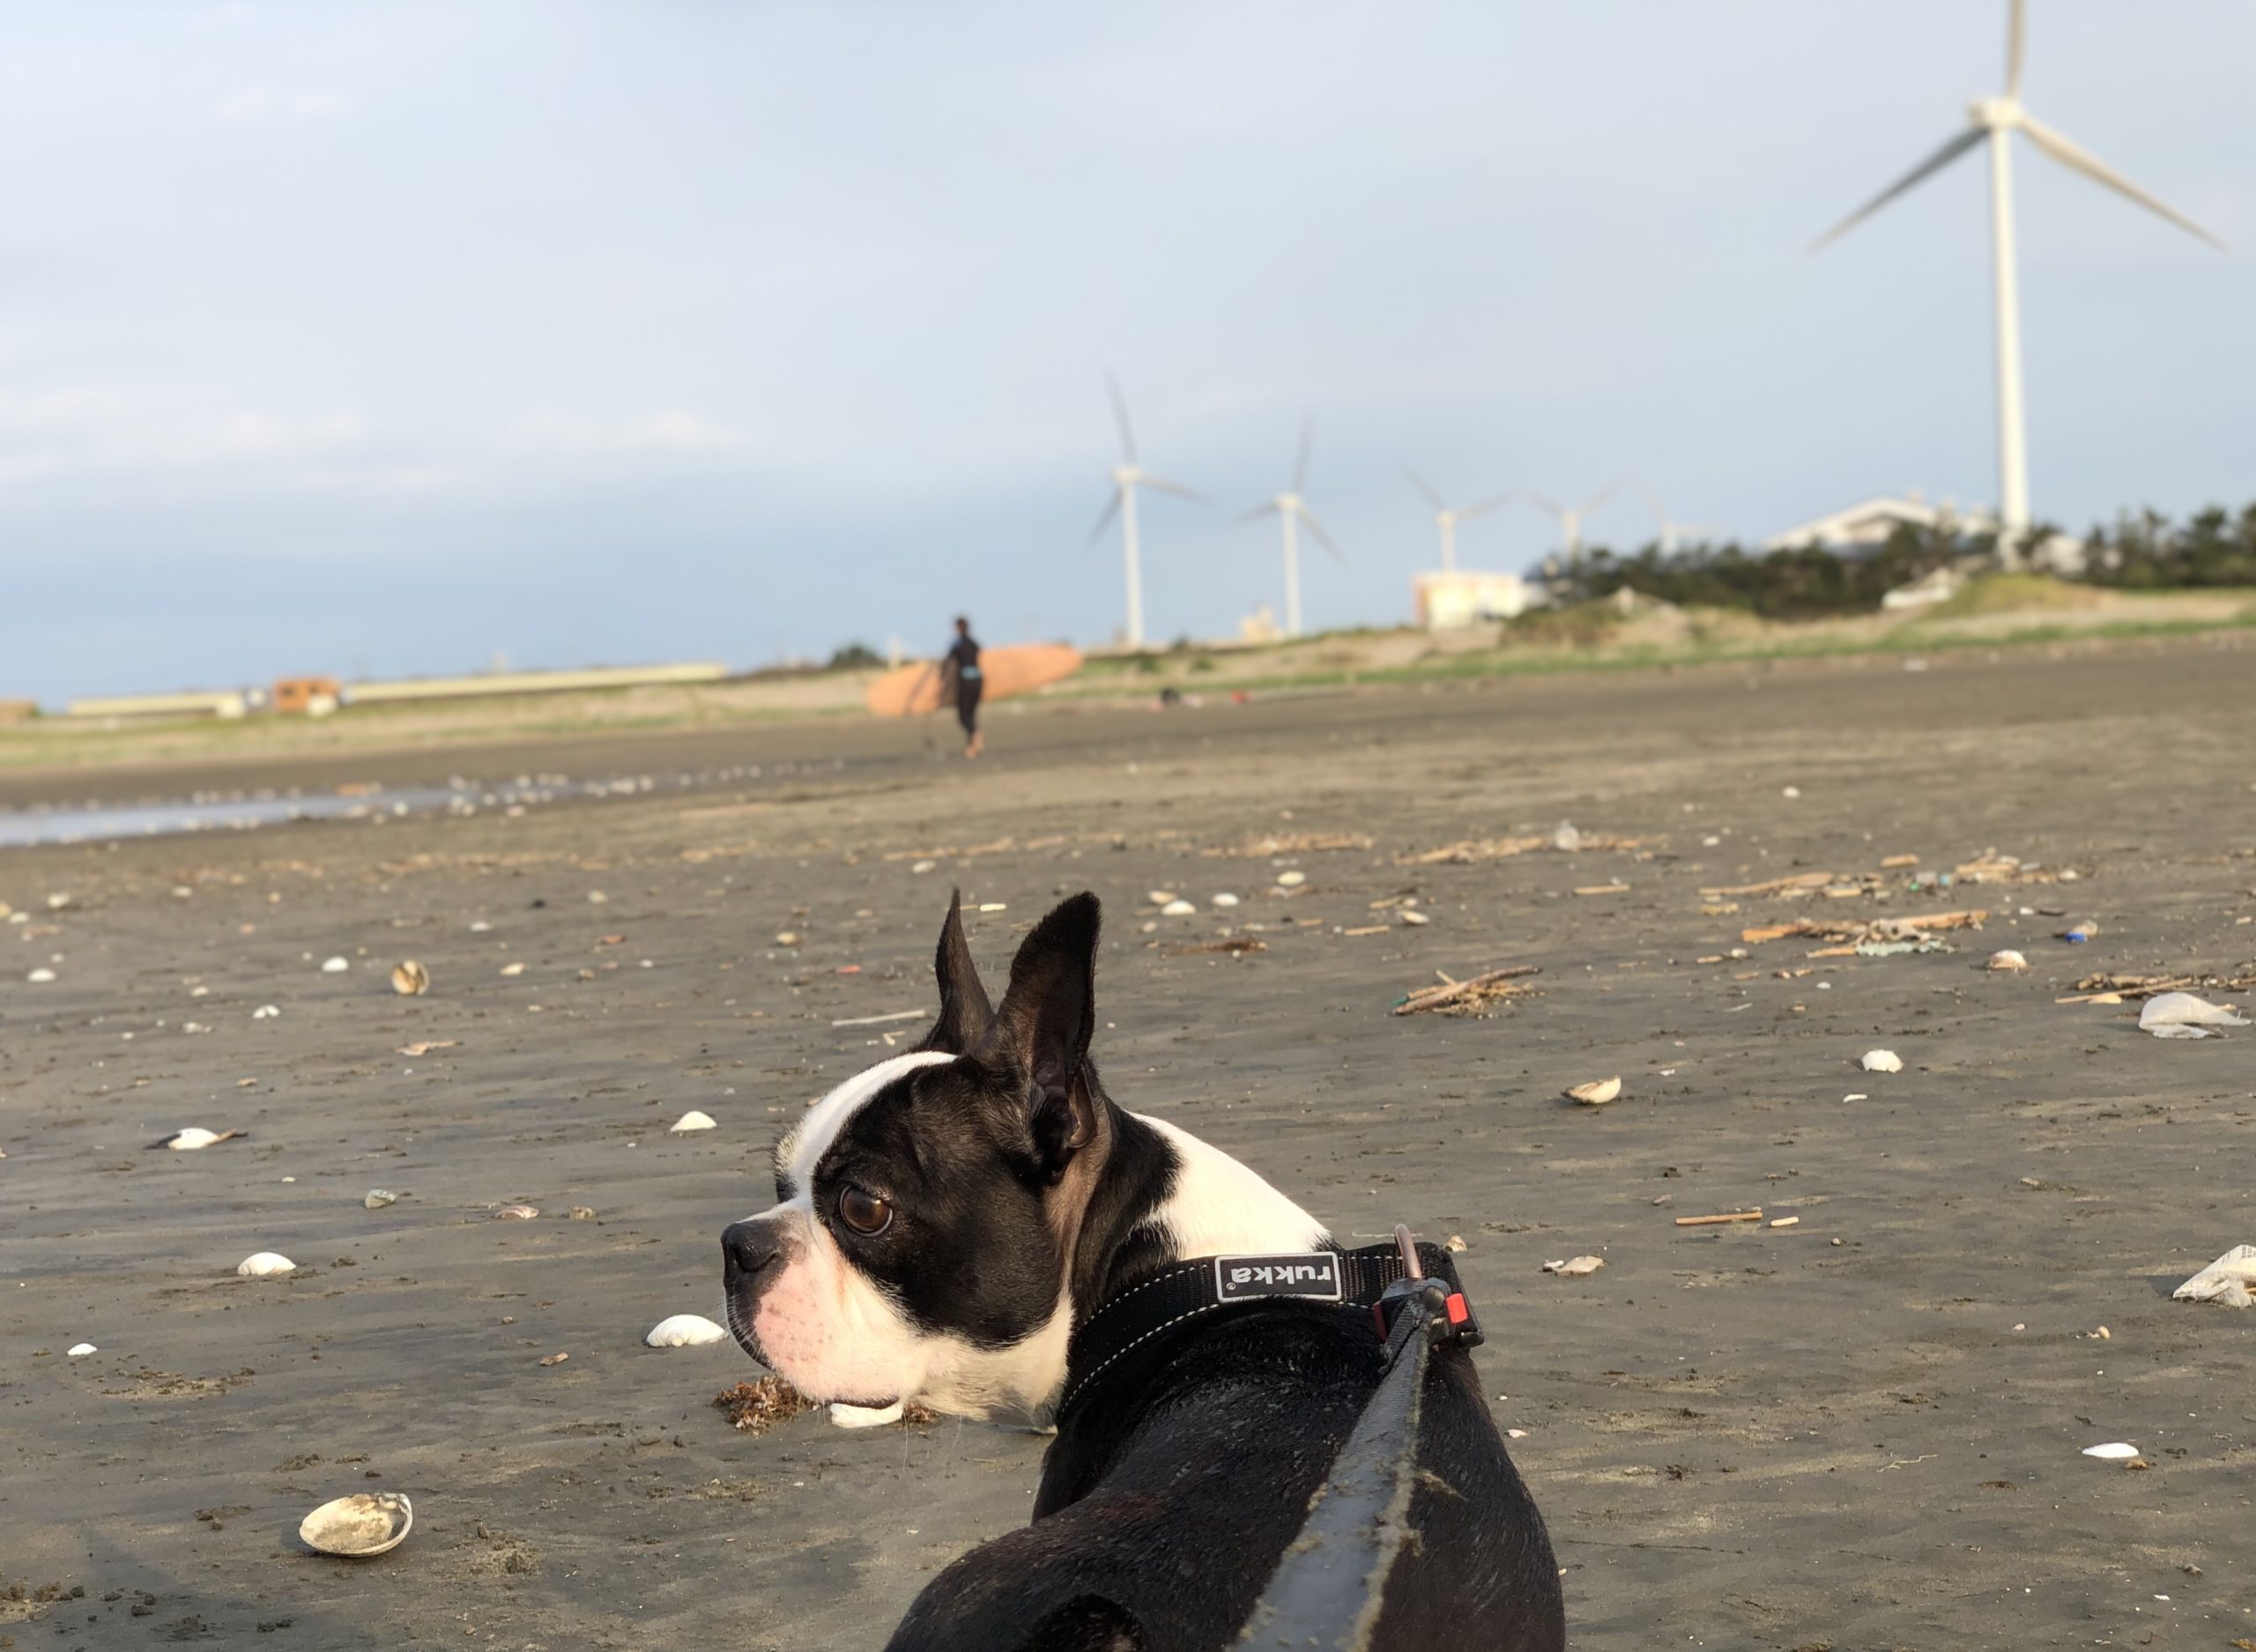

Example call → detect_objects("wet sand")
4 637 2254 1650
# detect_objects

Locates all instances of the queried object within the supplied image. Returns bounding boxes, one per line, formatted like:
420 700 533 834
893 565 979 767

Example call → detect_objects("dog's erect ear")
978 893 1101 1176
916 890 995 1056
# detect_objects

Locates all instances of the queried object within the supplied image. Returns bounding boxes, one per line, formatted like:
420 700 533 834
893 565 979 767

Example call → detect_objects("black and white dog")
722 893 1563 1652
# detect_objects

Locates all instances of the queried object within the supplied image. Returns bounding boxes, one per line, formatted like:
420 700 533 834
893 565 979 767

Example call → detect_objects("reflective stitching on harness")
1058 1298 1229 1418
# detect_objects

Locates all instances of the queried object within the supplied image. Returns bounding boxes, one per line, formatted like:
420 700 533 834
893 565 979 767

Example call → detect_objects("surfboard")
864 644 1084 718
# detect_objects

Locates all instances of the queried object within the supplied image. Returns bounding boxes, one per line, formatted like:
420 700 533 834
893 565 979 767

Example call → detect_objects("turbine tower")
1086 378 1202 648
1634 486 1724 556
1812 0 2224 559
1236 419 1344 639
1406 470 1510 574
1516 485 1621 574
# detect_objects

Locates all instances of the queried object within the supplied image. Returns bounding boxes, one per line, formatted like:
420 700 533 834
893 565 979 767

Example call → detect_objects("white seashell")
237 1252 296 1277
48 893 73 910
167 1128 224 1151
1859 1049 1904 1073
774 931 799 946
300 1492 412 1557
390 960 429 996
1564 1077 1622 1106
495 1204 539 1219
1987 950 2029 972
1275 870 1307 888
670 1110 716 1133
1399 909 1430 926
26 967 56 983
253 1004 280 1019
1551 822 1582 852
910 860 937 874
320 956 350 974
977 902 1007 913
1212 893 1241 908
364 1189 397 1209
68 1342 97 1357
645 1314 728 1347
500 961 525 976
1542 1256 1606 1276
587 890 608 903
829 1398 905 1428
2081 1441 2141 1461
1147 890 1177 905
1161 900 1196 916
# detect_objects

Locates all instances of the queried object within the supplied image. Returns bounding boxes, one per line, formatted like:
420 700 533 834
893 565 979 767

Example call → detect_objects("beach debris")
390 960 429 996
364 1189 398 1209
1404 830 1648 866
568 1205 596 1220
299 1493 412 1558
1860 1049 1904 1073
1392 965 1541 1018
495 1204 539 1219
500 961 526 976
1551 822 1582 851
253 1004 281 1019
775 931 801 946
2068 969 2256 999
1742 910 1987 951
910 859 937 875
1398 908 1430 926
646 1314 730 1347
321 956 350 974
1952 850 2086 886
1769 1216 1800 1228
1674 1211 1763 1227
26 967 56 983
1147 890 1177 905
237 1252 296 1278
1275 870 1308 888
832 1008 928 1028
538 1352 568 1367
1212 893 1241 908
1541 1256 1605 1276
47 892 72 910
588 890 608 903
670 1110 717 1133
1445 1234 1467 1253
1572 882 1630 897
157 1127 242 1151
2138 992 2249 1040
715 1375 820 1434
977 902 1007 913
1164 937 1268 957
397 1041 457 1057
1342 924 1390 937
2081 1442 2141 1461
1161 900 1197 916
2172 1245 2256 1308
1564 1077 1622 1107
1987 950 2030 972
68 1343 96 1358
2057 922 2096 944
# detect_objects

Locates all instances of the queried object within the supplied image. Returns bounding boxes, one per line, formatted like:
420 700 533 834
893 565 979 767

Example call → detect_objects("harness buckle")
1370 1225 1483 1362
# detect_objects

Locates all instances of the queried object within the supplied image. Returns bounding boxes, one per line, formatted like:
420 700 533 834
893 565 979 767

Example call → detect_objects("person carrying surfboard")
941 616 984 759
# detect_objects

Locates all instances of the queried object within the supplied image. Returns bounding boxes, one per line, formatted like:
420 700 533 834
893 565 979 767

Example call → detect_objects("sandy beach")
4 635 2253 1650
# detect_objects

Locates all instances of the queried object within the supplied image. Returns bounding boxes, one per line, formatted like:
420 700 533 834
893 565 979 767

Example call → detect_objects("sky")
4 2 2252 702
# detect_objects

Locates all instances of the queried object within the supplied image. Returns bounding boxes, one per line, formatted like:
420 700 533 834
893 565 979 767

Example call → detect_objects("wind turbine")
1516 484 1622 573
1235 419 1344 640
1811 0 2225 559
1406 470 1511 574
1633 486 1725 556
1085 378 1203 648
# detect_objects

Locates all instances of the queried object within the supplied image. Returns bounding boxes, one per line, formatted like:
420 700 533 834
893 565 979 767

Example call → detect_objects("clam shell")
299 1492 412 1557
237 1252 296 1278
1211 893 1241 908
670 1110 716 1133
1564 1077 1622 1106
645 1314 728 1347
1859 1049 1904 1073
67 1342 97 1358
1161 900 1196 916
1399 909 1430 926
363 1189 398 1209
167 1127 224 1151
1275 870 1307 888
390 960 429 996
1986 949 2029 972
321 956 350 974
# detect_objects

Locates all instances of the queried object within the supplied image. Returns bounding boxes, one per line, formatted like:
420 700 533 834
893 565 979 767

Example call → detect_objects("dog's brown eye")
835 1186 894 1237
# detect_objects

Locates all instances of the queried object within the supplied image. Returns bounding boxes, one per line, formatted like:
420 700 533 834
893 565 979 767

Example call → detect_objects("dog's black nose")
722 1219 783 1285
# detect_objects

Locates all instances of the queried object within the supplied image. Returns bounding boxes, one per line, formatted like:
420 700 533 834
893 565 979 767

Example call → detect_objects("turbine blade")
1297 505 1347 564
1292 415 1313 494
1085 490 1122 550
1581 483 1622 519
1632 483 1666 524
1515 490 1564 519
1140 474 1208 505
1405 467 1446 511
1105 374 1139 463
1458 493 1511 522
1230 501 1276 527
2006 0 2026 100
1809 126 1985 251
2018 113 2229 250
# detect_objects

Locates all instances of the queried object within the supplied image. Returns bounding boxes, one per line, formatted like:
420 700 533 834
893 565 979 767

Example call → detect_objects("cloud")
516 411 755 458
212 86 357 124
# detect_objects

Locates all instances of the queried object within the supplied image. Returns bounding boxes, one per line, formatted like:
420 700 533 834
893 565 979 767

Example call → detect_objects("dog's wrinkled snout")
722 1219 784 1289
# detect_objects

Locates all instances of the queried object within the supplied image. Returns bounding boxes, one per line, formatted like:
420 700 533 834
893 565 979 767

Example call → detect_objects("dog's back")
887 1300 1564 1652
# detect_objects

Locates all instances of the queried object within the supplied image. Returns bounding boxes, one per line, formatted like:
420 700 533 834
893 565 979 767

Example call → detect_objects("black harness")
1057 1234 1481 1424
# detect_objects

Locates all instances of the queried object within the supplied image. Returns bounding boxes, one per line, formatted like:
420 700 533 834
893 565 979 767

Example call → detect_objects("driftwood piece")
1393 965 1542 1017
